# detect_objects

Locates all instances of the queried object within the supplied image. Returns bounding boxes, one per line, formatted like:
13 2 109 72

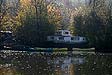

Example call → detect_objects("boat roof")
48 35 86 38
0 31 12 33
57 30 70 32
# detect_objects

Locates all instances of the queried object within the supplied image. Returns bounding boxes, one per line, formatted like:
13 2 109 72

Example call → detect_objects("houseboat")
47 30 87 48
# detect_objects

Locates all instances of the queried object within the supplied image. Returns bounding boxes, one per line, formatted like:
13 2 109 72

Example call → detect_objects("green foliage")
15 0 56 46
74 0 112 49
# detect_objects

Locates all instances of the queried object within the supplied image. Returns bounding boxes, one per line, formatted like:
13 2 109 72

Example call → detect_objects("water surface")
0 50 112 75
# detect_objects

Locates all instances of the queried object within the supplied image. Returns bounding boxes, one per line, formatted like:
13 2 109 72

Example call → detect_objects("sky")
54 0 88 8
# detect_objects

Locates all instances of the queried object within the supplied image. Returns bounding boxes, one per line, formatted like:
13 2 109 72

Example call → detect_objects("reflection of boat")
47 30 88 48
53 56 85 75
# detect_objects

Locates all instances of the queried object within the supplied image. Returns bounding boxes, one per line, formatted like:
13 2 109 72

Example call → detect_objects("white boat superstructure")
47 30 87 44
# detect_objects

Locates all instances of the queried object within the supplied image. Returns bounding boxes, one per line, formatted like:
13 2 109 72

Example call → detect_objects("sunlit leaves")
1 13 21 31
47 3 62 30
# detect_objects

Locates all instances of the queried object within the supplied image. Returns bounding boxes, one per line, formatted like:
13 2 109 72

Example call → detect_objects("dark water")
0 50 112 75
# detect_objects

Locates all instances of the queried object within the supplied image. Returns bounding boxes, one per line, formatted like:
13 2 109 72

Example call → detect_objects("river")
0 50 112 75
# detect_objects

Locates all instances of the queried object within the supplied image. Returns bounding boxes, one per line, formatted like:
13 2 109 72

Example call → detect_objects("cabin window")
77 37 79 40
83 38 85 40
59 37 64 40
65 32 69 34
50 37 54 39
74 37 79 40
71 37 74 40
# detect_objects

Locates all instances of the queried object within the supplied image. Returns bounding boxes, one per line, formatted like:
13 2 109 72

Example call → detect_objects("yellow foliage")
20 0 31 6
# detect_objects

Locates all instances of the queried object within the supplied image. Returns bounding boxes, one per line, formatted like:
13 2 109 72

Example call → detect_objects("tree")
0 0 20 31
74 0 112 50
15 0 56 46
47 2 62 30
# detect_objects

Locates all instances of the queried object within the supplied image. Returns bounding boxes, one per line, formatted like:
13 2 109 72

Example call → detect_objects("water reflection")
0 50 112 75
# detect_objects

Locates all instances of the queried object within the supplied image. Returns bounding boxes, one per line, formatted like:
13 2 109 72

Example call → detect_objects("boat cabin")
47 30 87 44
55 30 72 36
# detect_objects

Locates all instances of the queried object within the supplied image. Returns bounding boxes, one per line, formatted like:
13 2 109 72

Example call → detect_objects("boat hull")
38 41 88 48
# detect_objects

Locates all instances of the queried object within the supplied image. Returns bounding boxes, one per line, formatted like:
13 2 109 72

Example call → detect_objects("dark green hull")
37 41 88 48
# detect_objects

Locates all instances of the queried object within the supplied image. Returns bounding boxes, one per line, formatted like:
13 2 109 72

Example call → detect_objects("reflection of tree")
0 52 112 75
12 53 54 75
75 54 112 75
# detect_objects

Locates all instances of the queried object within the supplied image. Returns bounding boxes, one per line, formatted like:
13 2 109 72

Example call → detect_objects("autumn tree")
15 0 56 46
0 0 20 31
74 0 112 50
47 2 62 30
